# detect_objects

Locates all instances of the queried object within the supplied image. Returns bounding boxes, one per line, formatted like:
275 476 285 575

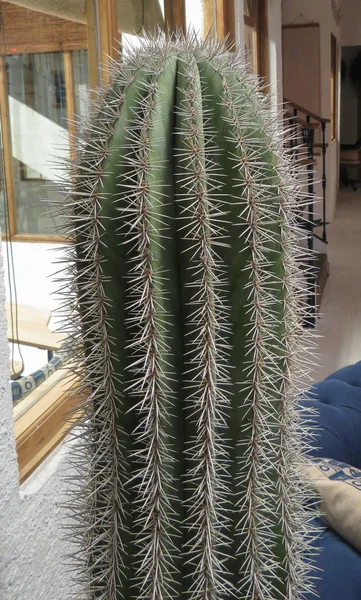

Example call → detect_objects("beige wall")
342 0 361 47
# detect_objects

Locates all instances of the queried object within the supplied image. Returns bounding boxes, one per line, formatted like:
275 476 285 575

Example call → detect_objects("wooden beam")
85 0 120 89
0 56 16 237
164 0 186 34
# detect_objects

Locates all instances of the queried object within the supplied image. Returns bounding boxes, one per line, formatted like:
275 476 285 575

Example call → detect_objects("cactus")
60 34 318 600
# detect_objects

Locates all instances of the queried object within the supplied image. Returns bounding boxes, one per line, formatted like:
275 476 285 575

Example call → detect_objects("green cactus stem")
59 33 318 600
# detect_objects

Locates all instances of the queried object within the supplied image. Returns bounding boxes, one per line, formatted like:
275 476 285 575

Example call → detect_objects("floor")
311 189 361 383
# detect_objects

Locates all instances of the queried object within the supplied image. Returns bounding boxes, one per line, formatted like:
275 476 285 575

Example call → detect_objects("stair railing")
283 98 330 327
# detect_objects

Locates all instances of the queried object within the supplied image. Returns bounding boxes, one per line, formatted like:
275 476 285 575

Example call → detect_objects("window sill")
14 368 81 484
1 234 71 244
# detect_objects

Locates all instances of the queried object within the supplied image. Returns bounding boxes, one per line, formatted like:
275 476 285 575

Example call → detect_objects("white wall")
282 0 341 224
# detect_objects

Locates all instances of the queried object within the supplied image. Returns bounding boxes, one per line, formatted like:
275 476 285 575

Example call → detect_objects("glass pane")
122 33 144 56
72 49 90 136
186 0 204 37
6 52 67 235
122 0 164 53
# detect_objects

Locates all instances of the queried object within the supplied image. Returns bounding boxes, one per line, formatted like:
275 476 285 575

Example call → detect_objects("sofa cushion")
307 458 361 553
305 517 361 600
299 361 361 467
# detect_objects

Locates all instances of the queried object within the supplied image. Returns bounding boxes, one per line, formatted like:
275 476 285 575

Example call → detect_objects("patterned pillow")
307 458 361 552
11 353 65 404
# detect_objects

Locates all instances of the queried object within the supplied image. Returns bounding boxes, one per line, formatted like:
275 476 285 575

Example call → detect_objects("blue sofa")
300 362 361 599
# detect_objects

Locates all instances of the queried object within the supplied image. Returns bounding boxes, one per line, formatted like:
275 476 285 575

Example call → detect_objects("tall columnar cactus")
61 34 317 600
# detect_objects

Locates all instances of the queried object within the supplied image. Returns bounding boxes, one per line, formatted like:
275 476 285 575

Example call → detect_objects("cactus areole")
64 35 317 600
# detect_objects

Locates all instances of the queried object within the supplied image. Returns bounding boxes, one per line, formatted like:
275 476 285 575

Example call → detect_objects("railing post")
293 108 299 156
321 120 327 243
304 115 316 328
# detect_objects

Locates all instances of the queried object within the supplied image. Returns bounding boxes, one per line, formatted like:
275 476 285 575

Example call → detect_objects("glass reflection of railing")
7 52 89 130
6 55 66 127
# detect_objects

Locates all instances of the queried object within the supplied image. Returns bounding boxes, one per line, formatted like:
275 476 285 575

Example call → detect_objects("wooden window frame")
330 33 337 142
85 0 119 90
203 0 236 47
0 48 84 244
164 0 186 33
14 368 81 483
0 0 117 243
244 0 269 83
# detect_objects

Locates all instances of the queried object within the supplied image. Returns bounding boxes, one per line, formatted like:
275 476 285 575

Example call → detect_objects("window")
0 2 89 241
244 0 269 82
0 0 185 484
2 51 86 237
331 33 337 141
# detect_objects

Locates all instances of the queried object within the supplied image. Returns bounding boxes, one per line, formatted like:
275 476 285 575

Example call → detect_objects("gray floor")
311 189 361 383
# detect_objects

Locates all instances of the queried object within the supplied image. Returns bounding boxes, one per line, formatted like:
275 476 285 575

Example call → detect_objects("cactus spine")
61 34 318 600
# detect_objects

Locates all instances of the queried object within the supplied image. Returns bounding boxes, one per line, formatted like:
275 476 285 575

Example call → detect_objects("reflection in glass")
122 0 164 54
72 50 90 136
6 52 67 235
244 24 258 73
244 0 255 18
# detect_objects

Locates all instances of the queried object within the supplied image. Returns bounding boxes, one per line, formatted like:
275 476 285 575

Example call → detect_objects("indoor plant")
60 33 317 600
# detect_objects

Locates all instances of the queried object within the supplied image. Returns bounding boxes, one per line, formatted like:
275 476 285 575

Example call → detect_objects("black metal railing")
284 99 330 328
